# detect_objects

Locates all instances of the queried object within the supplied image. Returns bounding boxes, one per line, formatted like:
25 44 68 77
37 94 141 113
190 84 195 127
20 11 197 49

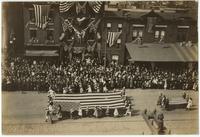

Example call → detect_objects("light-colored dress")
114 108 119 117
187 99 192 109
78 108 82 117
88 86 92 93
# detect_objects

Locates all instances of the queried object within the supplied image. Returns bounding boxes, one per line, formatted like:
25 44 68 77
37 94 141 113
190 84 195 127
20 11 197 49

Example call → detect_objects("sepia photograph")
1 0 198 135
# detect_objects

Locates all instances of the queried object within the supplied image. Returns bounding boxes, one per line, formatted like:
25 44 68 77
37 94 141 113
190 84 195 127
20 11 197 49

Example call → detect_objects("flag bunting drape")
107 32 122 47
33 4 50 29
59 2 74 13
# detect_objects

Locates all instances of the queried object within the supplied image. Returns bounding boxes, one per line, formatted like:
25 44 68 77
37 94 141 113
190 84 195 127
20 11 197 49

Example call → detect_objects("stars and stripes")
33 4 50 29
107 32 122 47
53 92 125 111
59 2 74 13
89 1 103 13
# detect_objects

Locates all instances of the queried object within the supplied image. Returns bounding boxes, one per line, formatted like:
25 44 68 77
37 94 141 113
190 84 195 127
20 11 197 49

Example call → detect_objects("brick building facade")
4 2 198 64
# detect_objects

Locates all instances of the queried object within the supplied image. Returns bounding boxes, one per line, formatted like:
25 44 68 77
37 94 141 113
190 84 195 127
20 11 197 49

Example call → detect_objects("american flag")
107 32 122 47
53 92 125 111
147 17 157 33
59 2 74 13
33 4 50 29
89 1 103 13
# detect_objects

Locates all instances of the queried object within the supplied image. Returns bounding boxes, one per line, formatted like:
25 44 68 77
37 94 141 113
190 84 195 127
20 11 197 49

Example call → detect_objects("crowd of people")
2 56 198 93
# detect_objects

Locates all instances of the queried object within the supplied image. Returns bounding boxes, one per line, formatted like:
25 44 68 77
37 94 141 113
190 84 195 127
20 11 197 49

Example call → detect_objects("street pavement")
2 89 199 135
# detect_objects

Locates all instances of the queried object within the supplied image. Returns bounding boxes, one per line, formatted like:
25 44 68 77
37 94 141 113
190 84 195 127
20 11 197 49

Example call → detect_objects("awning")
126 43 198 62
25 50 59 56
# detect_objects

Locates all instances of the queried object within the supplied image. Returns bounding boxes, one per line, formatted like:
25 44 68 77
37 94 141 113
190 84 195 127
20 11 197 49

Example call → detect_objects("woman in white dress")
114 108 119 117
78 108 83 118
186 98 193 110
88 85 92 93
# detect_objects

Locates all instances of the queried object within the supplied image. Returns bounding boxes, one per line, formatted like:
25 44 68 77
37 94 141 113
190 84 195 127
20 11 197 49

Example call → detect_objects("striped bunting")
107 32 122 47
53 92 125 111
59 2 102 13
33 4 50 29
59 2 74 13
89 1 103 13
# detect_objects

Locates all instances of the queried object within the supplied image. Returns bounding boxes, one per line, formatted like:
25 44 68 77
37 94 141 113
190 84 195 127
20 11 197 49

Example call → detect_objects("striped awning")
25 50 59 56
126 43 198 62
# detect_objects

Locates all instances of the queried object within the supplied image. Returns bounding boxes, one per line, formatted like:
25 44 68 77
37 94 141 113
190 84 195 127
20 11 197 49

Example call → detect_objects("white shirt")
48 105 54 112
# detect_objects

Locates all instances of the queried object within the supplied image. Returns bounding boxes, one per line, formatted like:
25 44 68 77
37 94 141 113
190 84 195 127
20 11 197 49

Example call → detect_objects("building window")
155 30 166 41
30 29 36 39
160 31 165 38
29 29 38 43
29 9 35 22
138 30 143 37
107 23 111 28
46 30 55 44
116 39 121 48
117 39 121 44
132 30 143 40
177 27 189 42
155 31 160 39
112 55 119 61
118 24 122 32
133 30 137 38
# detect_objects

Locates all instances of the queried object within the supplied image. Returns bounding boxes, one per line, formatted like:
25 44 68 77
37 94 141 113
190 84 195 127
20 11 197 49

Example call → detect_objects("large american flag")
53 92 125 111
33 4 50 29
107 32 122 47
